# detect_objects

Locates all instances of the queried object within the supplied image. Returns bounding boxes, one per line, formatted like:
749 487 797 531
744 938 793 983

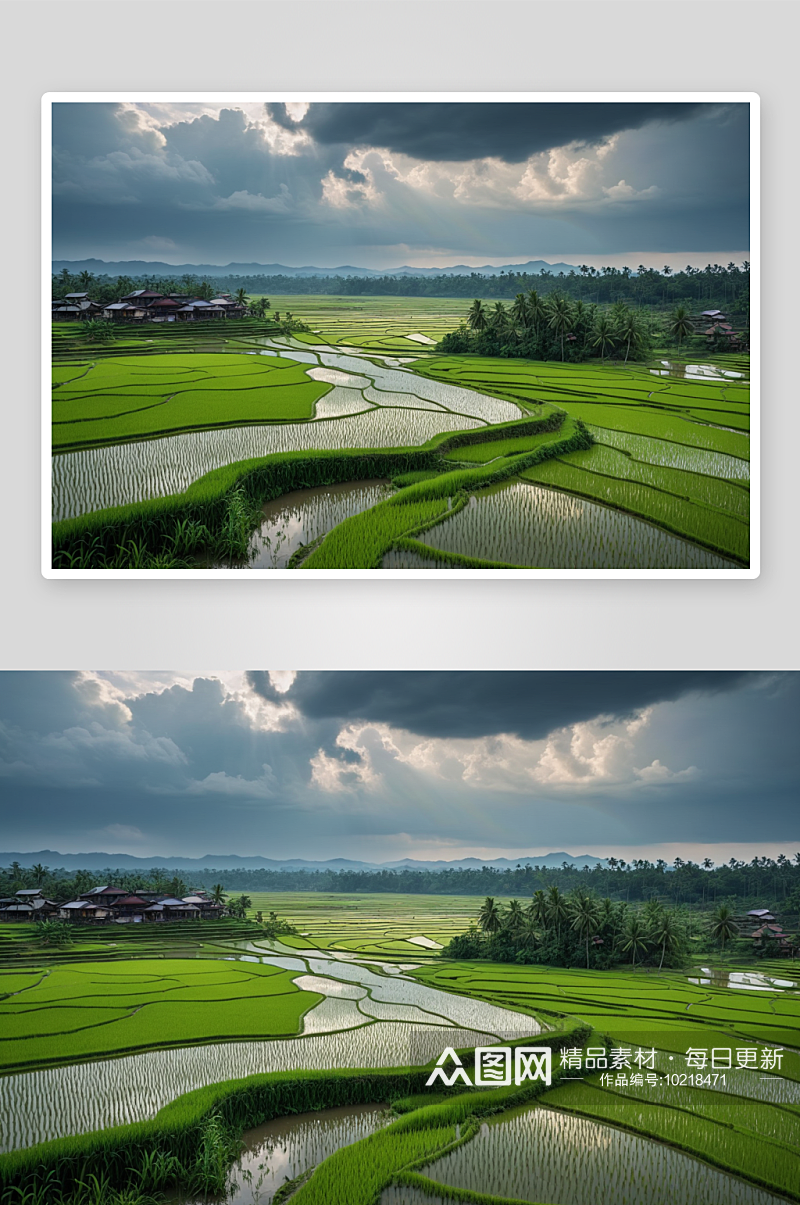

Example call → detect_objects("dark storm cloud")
50 101 751 265
247 671 754 742
277 101 708 164
0 673 796 858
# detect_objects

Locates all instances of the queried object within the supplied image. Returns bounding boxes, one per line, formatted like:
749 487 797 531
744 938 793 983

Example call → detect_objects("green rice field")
51 303 751 568
0 891 797 1205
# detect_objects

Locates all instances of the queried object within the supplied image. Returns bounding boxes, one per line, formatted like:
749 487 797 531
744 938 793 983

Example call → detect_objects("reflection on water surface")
174 1103 388 1205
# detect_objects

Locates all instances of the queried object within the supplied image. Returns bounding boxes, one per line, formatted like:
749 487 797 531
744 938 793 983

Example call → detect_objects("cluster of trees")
52 262 749 311
445 892 748 970
437 292 745 363
5 854 798 913
438 293 659 363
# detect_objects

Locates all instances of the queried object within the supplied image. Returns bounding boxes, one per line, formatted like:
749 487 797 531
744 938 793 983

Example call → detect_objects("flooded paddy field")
214 479 394 569
51 311 751 569
390 1106 790 1205
174 1103 389 1205
414 480 737 569
0 939 539 1150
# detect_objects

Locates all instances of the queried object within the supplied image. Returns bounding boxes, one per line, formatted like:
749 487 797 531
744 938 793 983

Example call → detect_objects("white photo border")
41 91 760 580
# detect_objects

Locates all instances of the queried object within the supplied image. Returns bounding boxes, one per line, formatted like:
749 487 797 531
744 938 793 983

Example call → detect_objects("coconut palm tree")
620 914 649 969
489 301 510 333
511 293 530 331
235 288 249 310
467 299 488 333
31 863 47 887
710 905 738 956
669 305 694 353
528 890 548 929
210 883 226 906
546 294 574 361
521 913 541 950
526 289 545 337
504 898 524 935
569 893 601 969
479 896 502 935
651 909 681 971
546 885 568 943
617 309 645 363
591 314 616 363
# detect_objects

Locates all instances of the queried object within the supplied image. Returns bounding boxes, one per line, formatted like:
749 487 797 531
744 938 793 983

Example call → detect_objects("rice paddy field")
0 892 797 1204
51 300 751 570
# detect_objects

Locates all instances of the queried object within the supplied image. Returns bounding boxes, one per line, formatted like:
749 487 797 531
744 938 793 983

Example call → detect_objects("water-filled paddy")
175 1103 388 1205
652 361 745 380
233 479 394 569
401 1106 786 1205
0 942 539 1150
51 337 532 520
52 409 483 521
414 481 737 569
0 1022 493 1151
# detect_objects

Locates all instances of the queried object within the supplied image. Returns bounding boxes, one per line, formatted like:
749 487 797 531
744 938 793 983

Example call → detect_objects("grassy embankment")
51 411 575 569
414 355 750 566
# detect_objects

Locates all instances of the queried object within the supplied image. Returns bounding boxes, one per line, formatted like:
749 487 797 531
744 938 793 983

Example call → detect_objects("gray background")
2 0 793 670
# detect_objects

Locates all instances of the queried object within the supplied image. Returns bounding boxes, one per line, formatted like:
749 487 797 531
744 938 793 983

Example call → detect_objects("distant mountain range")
52 258 583 280
1 849 605 872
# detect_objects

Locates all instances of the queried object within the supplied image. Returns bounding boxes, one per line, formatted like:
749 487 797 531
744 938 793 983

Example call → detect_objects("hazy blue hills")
52 258 582 280
1 849 605 872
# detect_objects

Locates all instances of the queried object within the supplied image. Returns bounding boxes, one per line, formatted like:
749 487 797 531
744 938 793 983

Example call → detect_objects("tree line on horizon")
52 261 750 311
3 854 799 913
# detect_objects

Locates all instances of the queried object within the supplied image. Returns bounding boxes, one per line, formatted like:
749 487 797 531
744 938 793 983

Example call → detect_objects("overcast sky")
51 100 751 269
0 671 794 864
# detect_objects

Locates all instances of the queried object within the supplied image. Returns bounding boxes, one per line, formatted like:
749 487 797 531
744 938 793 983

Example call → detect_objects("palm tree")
528 890 548 929
620 914 649 969
234 288 249 311
504 898 524 935
591 314 616 363
210 883 226 906
479 896 502 935
710 905 738 956
31 863 47 886
489 301 510 333
546 885 568 943
546 294 574 361
511 293 530 331
669 305 693 353
467 299 488 333
569 893 601 968
526 289 545 337
650 909 681 971
617 309 645 363
521 913 541 950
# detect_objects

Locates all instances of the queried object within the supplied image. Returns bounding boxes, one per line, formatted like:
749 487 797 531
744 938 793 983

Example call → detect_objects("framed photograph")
1 669 796 1200
43 93 758 577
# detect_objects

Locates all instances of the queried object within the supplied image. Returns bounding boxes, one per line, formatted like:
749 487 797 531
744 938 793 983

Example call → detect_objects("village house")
739 906 797 957
0 889 59 921
0 884 224 925
53 284 248 325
